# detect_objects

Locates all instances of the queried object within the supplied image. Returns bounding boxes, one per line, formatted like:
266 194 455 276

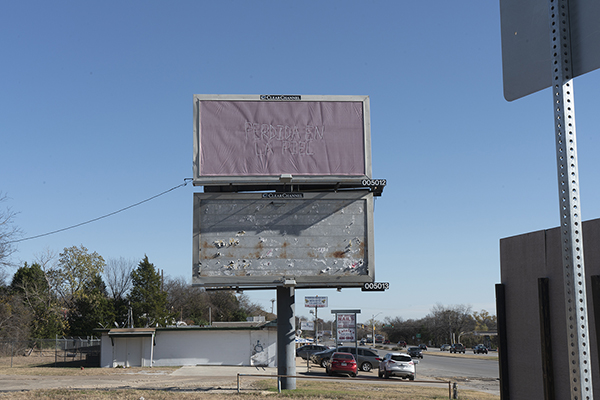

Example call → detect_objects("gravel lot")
0 354 498 397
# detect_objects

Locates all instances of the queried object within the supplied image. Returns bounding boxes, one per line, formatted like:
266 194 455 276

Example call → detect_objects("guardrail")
237 373 455 399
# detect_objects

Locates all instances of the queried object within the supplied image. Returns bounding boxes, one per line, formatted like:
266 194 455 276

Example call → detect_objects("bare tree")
104 257 136 300
0 292 33 340
164 276 210 325
33 248 57 292
429 303 474 344
0 269 8 287
0 192 22 269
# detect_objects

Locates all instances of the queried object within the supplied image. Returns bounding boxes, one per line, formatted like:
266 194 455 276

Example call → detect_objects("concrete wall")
500 218 600 399
100 335 154 368
100 328 277 368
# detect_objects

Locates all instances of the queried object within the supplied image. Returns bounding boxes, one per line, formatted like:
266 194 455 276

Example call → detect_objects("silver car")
378 352 415 380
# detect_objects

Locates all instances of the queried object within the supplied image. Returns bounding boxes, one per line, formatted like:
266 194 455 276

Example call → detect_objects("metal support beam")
277 286 296 390
538 278 555 400
548 1 593 398
495 284 510 400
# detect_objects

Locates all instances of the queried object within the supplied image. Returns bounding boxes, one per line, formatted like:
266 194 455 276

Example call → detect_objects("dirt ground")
0 354 499 398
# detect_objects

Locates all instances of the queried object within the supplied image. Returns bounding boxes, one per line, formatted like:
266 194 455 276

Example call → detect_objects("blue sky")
3 1 600 324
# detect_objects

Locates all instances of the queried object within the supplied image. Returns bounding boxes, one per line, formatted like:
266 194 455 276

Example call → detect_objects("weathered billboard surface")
193 95 371 185
192 191 374 288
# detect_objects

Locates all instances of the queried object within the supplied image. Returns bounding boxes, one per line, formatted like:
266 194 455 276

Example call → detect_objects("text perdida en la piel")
245 122 325 158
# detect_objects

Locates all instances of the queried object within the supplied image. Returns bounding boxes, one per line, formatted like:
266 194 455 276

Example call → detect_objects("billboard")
305 296 328 308
192 191 374 288
193 94 371 185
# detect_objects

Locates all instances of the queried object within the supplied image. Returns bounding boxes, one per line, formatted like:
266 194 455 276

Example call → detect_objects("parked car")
310 348 336 367
384 339 390 344
418 344 427 351
450 343 466 354
325 352 357 377
337 346 382 372
407 346 423 359
296 344 329 360
440 344 451 351
397 341 407 348
378 352 415 380
473 344 489 354
360 338 366 345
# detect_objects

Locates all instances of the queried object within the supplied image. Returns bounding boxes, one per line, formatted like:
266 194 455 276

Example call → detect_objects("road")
414 351 498 380
315 343 499 395
371 346 500 395
323 343 499 381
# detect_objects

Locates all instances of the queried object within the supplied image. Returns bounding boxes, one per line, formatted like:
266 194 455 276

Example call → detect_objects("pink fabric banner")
198 100 366 177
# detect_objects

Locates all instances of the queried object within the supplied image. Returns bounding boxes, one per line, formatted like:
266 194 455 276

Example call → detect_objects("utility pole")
372 312 381 345
314 305 318 345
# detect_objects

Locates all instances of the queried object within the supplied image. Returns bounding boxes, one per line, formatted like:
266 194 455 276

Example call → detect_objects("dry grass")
0 355 177 376
0 355 500 400
0 381 500 400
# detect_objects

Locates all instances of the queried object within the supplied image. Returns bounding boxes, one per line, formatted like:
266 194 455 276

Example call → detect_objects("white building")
99 320 277 368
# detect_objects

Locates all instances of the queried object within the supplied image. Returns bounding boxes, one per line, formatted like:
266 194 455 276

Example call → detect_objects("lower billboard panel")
192 191 374 288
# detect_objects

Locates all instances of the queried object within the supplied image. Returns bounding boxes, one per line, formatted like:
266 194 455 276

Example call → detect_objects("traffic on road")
297 342 499 395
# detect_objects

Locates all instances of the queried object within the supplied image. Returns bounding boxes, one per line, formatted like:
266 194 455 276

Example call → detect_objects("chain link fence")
0 337 101 367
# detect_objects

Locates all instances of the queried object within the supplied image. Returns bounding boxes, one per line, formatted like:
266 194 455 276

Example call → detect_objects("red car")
326 352 358 377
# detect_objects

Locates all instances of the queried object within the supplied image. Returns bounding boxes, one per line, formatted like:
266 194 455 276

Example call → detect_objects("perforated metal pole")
549 0 593 398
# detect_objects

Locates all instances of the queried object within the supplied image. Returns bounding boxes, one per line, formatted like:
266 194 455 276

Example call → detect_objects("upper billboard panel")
193 95 371 185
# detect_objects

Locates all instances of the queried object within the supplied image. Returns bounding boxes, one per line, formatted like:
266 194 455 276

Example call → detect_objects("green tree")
128 256 171 327
69 274 114 336
164 276 210 325
52 245 106 310
472 309 497 332
164 278 266 326
11 262 49 295
11 262 65 338
208 291 249 322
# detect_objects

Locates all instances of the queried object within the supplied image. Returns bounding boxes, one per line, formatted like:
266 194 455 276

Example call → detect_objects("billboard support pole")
277 286 296 390
548 0 593 398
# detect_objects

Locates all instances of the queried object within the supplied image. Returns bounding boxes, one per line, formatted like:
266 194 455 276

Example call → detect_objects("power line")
9 178 193 244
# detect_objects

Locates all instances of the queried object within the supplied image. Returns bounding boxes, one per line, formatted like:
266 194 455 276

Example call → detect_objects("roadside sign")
336 313 356 342
499 0 600 101
305 296 328 308
300 321 314 330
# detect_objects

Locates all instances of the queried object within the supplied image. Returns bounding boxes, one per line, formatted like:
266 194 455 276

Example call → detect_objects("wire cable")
8 178 193 244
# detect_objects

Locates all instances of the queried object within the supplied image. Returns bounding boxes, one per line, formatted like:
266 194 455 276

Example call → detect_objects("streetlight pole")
372 312 381 345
